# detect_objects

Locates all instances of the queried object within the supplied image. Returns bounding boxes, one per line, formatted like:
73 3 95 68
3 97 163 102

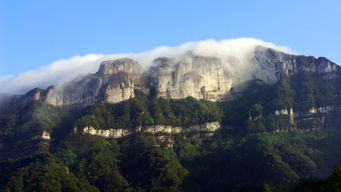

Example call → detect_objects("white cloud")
0 38 293 94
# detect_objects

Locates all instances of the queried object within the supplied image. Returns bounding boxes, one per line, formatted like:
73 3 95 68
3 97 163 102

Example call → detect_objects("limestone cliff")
7 48 340 108
251 47 339 83
148 55 232 101
81 121 221 139
43 58 141 107
81 122 221 148
274 106 341 132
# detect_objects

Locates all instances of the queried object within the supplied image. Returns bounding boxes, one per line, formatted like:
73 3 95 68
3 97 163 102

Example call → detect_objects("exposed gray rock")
251 47 339 83
273 106 341 132
43 58 141 108
81 121 221 139
7 48 340 108
30 131 51 141
148 54 232 101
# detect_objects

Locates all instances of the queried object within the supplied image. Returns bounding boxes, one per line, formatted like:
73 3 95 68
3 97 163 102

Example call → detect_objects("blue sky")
1 0 341 76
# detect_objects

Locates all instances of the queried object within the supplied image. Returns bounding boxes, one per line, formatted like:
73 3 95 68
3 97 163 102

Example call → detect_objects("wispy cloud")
0 38 292 94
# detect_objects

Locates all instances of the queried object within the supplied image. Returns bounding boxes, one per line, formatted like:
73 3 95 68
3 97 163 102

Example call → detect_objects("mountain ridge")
2 46 341 191
2 47 338 110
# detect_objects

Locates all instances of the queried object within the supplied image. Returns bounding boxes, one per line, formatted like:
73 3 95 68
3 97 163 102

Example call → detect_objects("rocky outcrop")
148 55 232 101
98 59 141 103
252 47 339 83
142 122 221 134
18 54 234 106
42 58 141 108
81 121 221 139
275 108 294 116
20 88 44 105
274 106 341 131
308 106 341 114
82 127 132 139
11 48 340 108
30 131 51 141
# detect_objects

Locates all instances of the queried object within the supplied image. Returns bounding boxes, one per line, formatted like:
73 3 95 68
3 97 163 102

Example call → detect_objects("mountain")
5 47 338 108
1 46 341 192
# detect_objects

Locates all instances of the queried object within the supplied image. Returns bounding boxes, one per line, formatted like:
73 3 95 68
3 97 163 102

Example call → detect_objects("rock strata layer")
81 122 221 139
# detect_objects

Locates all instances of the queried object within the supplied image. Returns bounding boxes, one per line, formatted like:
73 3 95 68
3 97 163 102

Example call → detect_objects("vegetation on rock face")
2 130 341 192
0 101 68 139
1 71 341 191
0 101 73 161
75 90 223 130
220 71 341 132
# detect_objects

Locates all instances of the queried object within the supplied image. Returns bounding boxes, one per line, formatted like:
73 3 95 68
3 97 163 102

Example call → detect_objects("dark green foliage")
248 103 264 119
288 72 341 110
0 153 98 192
75 90 222 130
294 168 341 192
0 102 68 140
3 130 341 192
270 77 295 110
57 134 131 192
262 183 288 192
220 79 276 126
177 134 298 191
265 114 293 131
120 134 188 192
246 118 266 133
174 131 341 192
221 72 341 133
169 97 222 126
174 136 202 164
2 70 341 191
0 101 72 161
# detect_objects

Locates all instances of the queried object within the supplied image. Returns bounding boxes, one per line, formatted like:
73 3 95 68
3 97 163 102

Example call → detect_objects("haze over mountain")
3 0 341 191
0 38 292 94
2 37 341 191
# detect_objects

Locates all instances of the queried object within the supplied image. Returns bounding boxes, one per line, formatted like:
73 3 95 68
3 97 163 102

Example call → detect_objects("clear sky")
1 0 340 76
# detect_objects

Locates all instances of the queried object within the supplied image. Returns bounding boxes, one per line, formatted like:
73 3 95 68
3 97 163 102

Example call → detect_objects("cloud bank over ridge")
0 38 292 94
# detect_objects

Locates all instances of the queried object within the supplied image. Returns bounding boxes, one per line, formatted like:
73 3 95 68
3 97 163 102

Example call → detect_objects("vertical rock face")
21 88 44 105
251 47 339 83
148 54 232 101
44 58 141 108
273 106 341 132
98 59 141 104
9 47 339 109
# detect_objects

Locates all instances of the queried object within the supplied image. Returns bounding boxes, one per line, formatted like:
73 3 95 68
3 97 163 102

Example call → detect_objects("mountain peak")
3 49 340 109
98 58 140 76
